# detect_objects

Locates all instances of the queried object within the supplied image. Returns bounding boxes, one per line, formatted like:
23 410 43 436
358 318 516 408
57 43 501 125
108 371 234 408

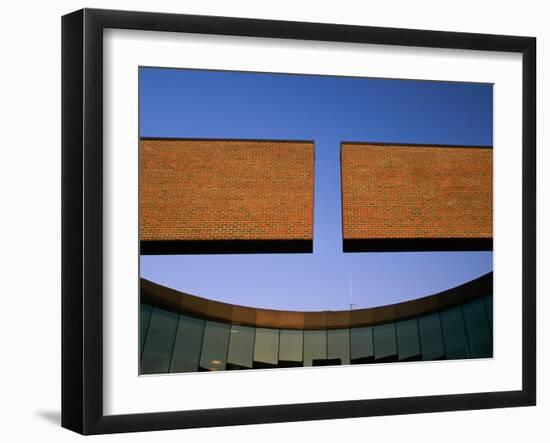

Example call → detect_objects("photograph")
138 67 494 374
58 5 538 436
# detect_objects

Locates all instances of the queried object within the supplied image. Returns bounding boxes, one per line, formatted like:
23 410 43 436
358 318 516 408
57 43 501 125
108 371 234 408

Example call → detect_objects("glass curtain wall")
140 294 493 374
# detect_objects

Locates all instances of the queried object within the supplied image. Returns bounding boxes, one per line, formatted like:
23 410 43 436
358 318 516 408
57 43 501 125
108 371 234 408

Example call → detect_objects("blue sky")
139 67 493 311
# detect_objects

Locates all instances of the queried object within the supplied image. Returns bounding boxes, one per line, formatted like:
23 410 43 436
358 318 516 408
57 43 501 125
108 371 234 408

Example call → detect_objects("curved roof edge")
141 272 493 330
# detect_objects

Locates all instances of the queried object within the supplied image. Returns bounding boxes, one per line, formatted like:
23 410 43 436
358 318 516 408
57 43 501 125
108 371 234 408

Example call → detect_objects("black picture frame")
61 8 536 435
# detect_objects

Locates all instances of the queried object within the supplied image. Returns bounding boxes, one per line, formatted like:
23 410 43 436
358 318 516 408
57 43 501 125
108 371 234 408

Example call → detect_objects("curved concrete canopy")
141 272 492 330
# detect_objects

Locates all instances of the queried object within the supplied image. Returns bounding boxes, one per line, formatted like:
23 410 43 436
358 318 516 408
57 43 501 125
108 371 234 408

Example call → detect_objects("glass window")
484 295 493 329
253 328 279 368
396 319 421 361
373 323 397 361
140 303 153 357
140 307 179 374
418 313 445 361
227 325 255 369
304 330 327 366
170 314 205 373
327 329 350 365
440 307 470 359
199 321 231 371
350 326 374 364
279 329 303 367
462 299 493 358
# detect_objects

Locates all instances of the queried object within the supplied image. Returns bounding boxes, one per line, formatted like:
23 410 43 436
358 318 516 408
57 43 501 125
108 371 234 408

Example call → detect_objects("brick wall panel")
341 143 492 250
140 139 314 251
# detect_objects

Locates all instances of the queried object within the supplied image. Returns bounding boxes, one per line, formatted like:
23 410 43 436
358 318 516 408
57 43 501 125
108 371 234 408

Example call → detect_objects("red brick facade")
341 143 493 250
140 139 314 253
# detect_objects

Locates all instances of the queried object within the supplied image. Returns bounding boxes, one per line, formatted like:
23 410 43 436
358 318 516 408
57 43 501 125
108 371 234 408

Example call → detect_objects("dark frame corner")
62 8 536 435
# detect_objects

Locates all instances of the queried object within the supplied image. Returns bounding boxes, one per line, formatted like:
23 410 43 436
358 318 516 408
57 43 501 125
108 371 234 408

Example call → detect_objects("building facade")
341 142 493 252
139 138 493 374
140 273 493 374
140 138 315 254
140 138 492 254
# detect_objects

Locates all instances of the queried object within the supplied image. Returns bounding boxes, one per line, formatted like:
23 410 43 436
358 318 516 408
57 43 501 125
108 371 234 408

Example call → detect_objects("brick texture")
140 139 314 245
341 143 493 244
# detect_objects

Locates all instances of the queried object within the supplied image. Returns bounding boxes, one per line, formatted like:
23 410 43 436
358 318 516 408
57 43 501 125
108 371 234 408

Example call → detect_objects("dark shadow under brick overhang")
141 239 313 255
343 237 493 253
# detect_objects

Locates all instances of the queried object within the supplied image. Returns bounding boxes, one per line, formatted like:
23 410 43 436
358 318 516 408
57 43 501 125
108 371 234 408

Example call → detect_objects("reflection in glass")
350 326 374 364
418 313 445 360
227 325 255 369
484 295 493 329
279 329 303 367
170 314 205 373
304 330 327 366
373 323 397 362
440 307 470 359
199 321 230 371
140 307 179 374
140 303 153 356
327 329 350 365
396 318 421 361
462 299 492 358
254 328 279 368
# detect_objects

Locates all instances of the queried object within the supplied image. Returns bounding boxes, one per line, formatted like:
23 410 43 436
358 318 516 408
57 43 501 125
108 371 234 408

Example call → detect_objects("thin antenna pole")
349 272 356 310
